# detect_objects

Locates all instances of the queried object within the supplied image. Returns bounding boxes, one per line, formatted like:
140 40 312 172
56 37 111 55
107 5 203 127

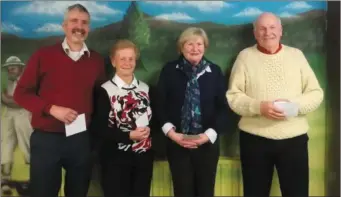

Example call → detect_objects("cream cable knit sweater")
226 44 324 139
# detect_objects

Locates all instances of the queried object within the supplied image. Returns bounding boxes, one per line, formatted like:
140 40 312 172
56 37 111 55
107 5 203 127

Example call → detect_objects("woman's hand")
186 133 210 146
167 129 198 149
129 127 150 141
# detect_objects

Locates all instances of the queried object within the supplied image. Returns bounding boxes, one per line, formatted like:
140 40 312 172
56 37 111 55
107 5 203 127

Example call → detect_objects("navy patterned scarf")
179 56 210 134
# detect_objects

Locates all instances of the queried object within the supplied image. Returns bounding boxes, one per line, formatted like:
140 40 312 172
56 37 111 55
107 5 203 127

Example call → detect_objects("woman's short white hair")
177 27 209 53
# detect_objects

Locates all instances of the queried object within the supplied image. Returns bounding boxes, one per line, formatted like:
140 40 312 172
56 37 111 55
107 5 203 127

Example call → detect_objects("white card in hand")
65 113 87 137
135 113 149 127
273 101 299 117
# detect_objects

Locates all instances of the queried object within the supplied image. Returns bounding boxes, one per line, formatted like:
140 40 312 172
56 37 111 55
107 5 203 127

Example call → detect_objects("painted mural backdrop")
1 1 328 196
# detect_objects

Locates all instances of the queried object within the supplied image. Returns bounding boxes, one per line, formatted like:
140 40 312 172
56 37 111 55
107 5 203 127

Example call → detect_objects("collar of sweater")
257 43 282 54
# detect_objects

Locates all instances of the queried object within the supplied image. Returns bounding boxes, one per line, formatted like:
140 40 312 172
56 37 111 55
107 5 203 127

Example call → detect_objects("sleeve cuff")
43 104 53 115
250 100 261 115
121 131 132 143
204 128 217 144
162 122 175 136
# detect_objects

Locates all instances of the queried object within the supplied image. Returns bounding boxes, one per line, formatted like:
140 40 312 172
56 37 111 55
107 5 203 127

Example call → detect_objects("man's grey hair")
64 3 90 21
253 13 282 30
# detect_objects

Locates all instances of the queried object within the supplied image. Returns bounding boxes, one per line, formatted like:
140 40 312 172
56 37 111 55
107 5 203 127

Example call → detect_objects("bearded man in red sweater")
13 4 106 197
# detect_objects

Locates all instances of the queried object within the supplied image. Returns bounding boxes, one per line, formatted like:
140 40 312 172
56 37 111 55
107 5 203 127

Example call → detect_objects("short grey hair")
64 4 90 21
177 27 209 53
253 13 282 30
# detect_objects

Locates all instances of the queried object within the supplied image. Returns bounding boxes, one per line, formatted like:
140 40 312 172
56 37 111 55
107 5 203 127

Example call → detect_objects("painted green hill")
1 9 326 70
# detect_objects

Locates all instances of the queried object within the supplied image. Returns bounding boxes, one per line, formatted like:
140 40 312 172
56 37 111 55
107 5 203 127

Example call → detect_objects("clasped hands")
167 129 209 149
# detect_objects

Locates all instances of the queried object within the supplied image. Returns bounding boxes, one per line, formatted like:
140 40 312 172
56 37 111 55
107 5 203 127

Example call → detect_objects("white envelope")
65 113 87 137
135 112 149 127
273 101 299 117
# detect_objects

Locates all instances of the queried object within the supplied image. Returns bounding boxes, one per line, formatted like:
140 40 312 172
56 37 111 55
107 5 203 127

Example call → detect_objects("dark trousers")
30 130 92 197
167 139 219 197
239 131 309 197
100 148 154 197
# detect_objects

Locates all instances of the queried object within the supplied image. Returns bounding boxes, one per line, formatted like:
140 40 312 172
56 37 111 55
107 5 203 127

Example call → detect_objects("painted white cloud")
234 7 263 17
145 1 232 12
2 22 23 32
154 12 194 21
284 1 312 10
279 12 298 18
34 23 63 33
13 1 121 22
91 16 106 21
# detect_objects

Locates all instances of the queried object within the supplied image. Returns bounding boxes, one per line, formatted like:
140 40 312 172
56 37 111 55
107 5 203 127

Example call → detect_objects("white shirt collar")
113 74 138 89
62 38 90 57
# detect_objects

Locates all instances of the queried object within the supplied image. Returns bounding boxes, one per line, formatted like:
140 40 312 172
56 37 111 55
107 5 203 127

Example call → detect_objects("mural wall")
1 1 328 196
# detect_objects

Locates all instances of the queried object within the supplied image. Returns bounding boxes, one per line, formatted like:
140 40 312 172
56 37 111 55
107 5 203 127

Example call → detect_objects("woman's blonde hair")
110 39 140 59
177 27 209 53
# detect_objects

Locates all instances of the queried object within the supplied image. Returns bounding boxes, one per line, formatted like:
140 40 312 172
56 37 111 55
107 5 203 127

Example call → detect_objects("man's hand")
49 105 78 124
167 129 198 149
2 92 11 100
130 127 150 141
185 133 210 146
2 92 21 108
3 90 11 97
260 101 286 120
3 88 9 97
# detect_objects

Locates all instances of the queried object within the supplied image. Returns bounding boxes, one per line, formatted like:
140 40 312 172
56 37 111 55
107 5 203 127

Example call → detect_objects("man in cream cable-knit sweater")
226 12 323 197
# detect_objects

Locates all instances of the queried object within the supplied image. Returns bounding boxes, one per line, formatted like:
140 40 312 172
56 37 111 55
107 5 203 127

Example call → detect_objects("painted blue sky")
1 1 327 38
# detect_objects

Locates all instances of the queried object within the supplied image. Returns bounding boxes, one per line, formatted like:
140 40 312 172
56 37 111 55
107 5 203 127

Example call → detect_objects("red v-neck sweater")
14 42 106 132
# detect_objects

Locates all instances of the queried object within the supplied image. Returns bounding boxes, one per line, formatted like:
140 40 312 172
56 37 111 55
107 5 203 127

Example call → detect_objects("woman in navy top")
156 27 229 197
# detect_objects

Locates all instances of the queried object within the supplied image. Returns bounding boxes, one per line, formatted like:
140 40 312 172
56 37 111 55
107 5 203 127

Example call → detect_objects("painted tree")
120 1 150 50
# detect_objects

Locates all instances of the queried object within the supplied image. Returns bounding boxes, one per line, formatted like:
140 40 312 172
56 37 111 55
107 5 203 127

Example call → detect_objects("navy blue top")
155 56 230 135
